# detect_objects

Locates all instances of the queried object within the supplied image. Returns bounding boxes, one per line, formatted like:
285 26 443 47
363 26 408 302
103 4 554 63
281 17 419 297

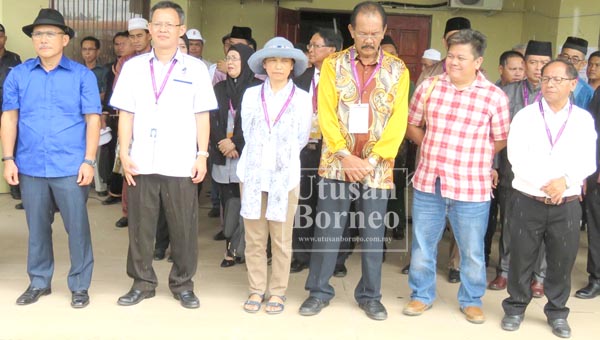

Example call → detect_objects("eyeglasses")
225 56 240 62
307 43 331 50
558 54 583 64
355 32 382 40
540 76 576 85
150 22 182 31
31 31 65 40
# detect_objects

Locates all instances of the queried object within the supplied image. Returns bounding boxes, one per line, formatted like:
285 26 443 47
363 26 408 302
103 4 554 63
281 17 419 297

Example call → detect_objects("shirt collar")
351 46 383 66
148 48 184 64
264 78 294 98
30 54 71 71
441 70 488 90
541 97 572 115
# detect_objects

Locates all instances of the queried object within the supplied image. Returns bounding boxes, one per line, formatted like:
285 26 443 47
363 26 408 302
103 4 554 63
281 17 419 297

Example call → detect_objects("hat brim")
23 21 75 39
247 47 308 77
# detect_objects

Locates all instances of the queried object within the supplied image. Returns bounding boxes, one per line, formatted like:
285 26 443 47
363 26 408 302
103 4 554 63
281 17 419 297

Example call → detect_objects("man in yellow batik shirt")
299 1 409 321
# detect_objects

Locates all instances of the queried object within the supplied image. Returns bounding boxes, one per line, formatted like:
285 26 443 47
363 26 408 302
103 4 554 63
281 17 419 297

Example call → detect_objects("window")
51 0 150 64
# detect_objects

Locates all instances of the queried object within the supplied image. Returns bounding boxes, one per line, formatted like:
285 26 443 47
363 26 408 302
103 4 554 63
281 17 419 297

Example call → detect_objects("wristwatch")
83 159 97 167
196 150 209 158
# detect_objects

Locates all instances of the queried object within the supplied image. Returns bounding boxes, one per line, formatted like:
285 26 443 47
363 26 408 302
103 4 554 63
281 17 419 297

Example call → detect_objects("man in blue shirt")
0 8 101 308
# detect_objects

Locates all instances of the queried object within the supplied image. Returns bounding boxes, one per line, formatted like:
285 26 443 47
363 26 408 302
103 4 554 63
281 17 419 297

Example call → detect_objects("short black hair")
81 36 100 49
113 31 129 43
589 51 600 61
541 59 578 79
150 0 185 24
350 1 387 28
499 50 524 66
315 28 343 52
446 29 487 58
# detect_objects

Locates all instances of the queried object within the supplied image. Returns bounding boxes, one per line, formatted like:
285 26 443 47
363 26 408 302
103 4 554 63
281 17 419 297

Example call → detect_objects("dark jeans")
305 179 389 304
20 175 93 291
502 191 580 320
126 174 199 294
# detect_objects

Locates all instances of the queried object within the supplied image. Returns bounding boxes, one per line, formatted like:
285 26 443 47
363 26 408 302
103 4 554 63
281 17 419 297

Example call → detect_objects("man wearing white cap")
186 28 211 68
421 48 441 72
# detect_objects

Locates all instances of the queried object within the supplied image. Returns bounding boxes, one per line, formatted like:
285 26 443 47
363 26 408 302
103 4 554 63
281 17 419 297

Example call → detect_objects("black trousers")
218 182 241 257
502 191 580 320
484 187 499 267
585 178 600 282
127 174 199 293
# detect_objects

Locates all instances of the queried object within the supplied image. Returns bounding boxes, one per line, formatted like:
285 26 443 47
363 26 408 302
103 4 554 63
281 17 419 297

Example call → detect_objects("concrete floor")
0 190 598 340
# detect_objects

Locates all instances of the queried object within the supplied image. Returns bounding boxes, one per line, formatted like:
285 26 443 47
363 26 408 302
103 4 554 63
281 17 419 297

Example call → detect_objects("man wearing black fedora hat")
1 8 101 308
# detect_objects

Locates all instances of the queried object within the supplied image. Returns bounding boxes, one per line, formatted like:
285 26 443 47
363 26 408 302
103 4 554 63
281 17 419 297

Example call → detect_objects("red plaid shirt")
409 72 510 202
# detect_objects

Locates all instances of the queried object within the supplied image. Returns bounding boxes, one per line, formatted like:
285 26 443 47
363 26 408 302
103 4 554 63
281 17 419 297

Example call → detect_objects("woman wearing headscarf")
210 44 262 268
239 37 311 314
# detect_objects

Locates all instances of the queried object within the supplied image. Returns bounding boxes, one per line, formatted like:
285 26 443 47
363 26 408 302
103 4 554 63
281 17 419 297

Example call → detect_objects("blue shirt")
2 55 101 177
573 77 594 110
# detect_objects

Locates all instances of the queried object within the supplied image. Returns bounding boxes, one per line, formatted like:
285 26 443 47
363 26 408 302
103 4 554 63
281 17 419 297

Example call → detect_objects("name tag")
348 103 369 133
261 138 276 170
309 112 322 141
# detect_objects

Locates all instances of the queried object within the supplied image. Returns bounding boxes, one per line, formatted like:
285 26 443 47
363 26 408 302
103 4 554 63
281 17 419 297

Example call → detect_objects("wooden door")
276 7 300 43
386 15 432 83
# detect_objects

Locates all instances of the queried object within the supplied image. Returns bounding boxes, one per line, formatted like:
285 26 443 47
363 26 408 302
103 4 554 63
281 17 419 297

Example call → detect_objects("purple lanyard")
150 58 178 104
311 77 317 113
350 47 383 103
260 83 296 134
538 99 572 149
522 81 541 105
228 99 236 119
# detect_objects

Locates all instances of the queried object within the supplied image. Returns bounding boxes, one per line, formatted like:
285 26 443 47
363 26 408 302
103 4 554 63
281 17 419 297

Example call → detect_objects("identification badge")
348 103 369 133
226 109 235 138
261 138 276 170
309 112 322 141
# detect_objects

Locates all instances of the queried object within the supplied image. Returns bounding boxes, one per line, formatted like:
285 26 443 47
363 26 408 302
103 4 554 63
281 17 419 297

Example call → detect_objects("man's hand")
541 177 567 204
217 138 235 155
120 154 139 186
225 149 239 159
3 160 19 185
341 155 373 183
191 157 207 183
491 169 499 189
77 162 95 186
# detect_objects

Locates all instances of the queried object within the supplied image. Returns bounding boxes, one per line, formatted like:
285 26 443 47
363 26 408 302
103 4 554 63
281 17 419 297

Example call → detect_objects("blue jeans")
409 179 489 307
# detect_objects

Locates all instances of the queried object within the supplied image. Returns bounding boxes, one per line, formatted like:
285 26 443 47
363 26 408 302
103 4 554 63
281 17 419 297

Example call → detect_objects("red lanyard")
538 99 572 150
260 83 296 134
150 58 177 104
350 47 383 103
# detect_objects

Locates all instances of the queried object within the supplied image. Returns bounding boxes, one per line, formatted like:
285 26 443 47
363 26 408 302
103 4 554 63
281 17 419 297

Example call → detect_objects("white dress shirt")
508 98 597 197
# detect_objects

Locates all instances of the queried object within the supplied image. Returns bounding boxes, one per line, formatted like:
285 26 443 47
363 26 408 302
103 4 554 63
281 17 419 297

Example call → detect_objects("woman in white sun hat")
238 37 312 314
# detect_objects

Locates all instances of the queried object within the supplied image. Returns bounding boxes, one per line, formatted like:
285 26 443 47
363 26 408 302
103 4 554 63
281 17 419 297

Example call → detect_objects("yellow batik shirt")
317 47 410 189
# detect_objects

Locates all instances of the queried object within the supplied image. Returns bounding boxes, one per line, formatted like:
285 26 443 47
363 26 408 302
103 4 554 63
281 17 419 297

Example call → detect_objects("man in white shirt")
110 1 217 309
501 60 597 338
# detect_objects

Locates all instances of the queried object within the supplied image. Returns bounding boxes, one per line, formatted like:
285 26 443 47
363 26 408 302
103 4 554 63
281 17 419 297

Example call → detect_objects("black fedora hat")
22 8 75 39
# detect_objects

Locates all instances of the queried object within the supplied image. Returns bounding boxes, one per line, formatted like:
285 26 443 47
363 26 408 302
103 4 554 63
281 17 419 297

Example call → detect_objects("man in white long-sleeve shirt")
501 59 597 338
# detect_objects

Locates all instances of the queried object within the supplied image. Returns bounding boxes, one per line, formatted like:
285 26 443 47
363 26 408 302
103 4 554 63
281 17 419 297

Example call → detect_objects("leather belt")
520 192 579 205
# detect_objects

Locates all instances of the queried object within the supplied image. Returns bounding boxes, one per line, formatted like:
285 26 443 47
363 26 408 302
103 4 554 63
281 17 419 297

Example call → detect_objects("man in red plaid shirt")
402 29 510 324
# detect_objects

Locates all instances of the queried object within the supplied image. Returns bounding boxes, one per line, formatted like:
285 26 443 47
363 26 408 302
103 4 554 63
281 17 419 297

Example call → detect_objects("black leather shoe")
359 300 388 320
71 290 90 308
401 264 410 275
102 195 121 205
173 290 200 309
16 286 51 305
208 207 220 218
392 226 405 240
333 264 347 277
115 217 128 228
501 314 524 331
575 281 600 299
299 296 329 316
448 268 461 283
15 202 24 210
290 260 308 273
213 230 225 241
117 289 155 306
220 258 235 267
548 318 571 338
96 191 108 197
153 249 166 261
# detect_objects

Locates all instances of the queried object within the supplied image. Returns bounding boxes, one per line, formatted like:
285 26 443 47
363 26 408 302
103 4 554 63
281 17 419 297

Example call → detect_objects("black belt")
520 191 579 205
